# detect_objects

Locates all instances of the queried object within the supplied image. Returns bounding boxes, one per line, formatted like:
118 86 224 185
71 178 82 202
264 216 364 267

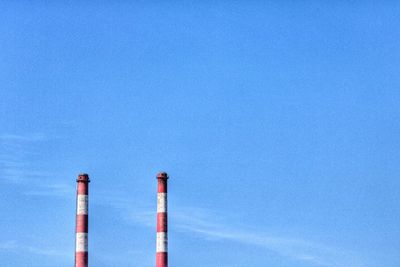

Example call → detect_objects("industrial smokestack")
156 172 168 267
75 173 90 267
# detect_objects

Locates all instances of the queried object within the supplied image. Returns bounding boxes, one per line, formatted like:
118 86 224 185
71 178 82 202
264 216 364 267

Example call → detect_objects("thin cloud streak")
126 206 362 267
0 133 71 198
0 241 17 250
24 183 75 198
0 133 46 142
1 168 54 183
25 245 70 257
0 240 70 258
0 133 48 183
0 131 362 267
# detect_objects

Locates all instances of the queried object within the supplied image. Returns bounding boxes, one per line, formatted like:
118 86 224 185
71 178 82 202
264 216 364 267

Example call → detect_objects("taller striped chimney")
156 172 168 267
75 173 90 267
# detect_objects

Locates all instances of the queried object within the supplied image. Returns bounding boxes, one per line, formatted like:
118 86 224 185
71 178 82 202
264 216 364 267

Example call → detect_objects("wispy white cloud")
25 245 70 257
0 133 362 266
24 183 75 198
124 205 362 267
0 240 18 250
1 168 53 183
93 193 156 227
0 133 46 142
0 133 48 183
0 133 72 198
0 240 69 258
95 249 153 267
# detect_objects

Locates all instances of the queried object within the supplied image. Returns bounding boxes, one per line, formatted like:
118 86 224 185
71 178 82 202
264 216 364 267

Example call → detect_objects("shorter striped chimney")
75 173 90 267
156 172 168 267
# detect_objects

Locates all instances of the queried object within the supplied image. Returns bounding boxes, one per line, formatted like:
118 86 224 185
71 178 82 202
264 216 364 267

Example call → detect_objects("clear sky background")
1 1 399 267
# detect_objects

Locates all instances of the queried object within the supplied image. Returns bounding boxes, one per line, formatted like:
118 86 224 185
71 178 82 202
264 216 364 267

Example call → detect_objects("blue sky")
1 1 399 266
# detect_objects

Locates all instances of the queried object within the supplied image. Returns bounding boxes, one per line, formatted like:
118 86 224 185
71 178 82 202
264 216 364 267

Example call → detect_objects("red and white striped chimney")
75 173 90 267
156 172 168 267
